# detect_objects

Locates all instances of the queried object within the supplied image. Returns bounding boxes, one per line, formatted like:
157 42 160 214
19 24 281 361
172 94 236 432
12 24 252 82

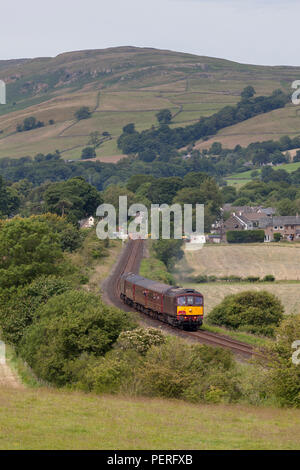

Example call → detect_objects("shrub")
274 232 282 242
0 276 71 346
266 314 300 407
226 230 265 243
19 290 136 385
194 275 208 283
74 106 91 120
246 276 260 283
207 290 284 336
81 147 96 159
116 328 166 355
263 274 275 282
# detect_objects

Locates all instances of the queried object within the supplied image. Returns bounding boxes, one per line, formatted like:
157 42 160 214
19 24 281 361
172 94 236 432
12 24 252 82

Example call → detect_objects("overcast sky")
0 0 298 66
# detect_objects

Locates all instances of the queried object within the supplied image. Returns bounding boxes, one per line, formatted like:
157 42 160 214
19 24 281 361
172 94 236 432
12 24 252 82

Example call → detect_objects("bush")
19 290 136 386
266 314 300 407
246 276 260 283
74 106 91 120
116 328 166 355
81 147 96 159
0 276 71 347
227 230 265 243
274 232 282 242
208 290 284 336
263 274 275 282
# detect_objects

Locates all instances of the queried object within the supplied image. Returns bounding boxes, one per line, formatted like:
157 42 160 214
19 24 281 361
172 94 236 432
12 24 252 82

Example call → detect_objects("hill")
0 46 300 160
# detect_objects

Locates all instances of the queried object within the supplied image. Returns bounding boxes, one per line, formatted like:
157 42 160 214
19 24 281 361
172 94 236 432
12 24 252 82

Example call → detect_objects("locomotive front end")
176 291 204 330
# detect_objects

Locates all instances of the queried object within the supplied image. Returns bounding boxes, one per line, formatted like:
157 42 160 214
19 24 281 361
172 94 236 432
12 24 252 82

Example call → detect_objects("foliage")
226 230 265 243
80 338 240 403
19 290 136 386
117 89 288 158
115 328 166 355
266 314 300 407
0 176 20 217
0 276 71 346
140 257 175 284
208 290 284 336
152 239 184 270
74 106 91 120
16 116 44 132
43 177 102 224
0 217 62 288
274 232 282 242
81 147 96 159
156 109 172 124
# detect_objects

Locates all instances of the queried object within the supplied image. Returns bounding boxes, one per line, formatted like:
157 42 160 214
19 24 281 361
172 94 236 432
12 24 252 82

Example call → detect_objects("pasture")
176 243 300 315
1 47 300 161
1 386 300 449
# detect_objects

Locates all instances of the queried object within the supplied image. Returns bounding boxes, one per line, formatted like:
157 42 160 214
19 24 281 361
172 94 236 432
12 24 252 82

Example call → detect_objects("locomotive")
120 273 204 330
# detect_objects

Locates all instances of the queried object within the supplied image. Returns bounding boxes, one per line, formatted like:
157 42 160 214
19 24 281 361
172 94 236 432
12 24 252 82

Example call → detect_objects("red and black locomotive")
120 273 204 330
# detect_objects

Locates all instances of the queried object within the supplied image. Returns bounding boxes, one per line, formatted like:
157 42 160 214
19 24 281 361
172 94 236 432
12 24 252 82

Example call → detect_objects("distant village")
210 205 300 243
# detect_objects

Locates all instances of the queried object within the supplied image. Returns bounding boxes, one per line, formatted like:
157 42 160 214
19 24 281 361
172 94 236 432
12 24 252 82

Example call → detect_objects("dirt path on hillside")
0 362 24 389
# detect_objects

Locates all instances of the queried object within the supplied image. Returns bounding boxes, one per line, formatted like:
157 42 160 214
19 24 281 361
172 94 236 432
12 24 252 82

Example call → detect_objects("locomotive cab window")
177 296 186 306
187 296 194 305
194 296 203 306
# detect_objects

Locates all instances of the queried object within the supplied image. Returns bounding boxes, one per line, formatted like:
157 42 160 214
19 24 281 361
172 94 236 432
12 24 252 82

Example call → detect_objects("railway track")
104 239 260 359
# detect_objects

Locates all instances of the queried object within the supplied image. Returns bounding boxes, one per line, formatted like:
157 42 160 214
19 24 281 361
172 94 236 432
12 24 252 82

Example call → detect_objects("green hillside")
0 46 299 160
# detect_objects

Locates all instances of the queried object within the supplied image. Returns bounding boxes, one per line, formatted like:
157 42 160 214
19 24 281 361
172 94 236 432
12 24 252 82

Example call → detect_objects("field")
176 244 300 315
1 46 300 160
194 104 300 151
184 282 300 316
0 386 300 450
226 159 300 187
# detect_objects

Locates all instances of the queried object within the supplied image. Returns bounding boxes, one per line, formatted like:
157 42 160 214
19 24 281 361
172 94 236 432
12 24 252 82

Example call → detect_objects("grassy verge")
140 257 175 284
201 324 270 348
5 343 40 388
0 387 300 449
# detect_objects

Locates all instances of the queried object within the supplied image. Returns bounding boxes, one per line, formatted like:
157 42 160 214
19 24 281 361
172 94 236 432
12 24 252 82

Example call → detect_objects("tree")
122 123 136 134
241 86 255 100
74 106 91 120
0 217 62 288
81 146 96 159
152 239 184 270
277 198 296 216
0 176 20 217
19 290 136 386
43 177 102 223
147 177 183 205
264 314 300 407
208 290 284 336
88 131 101 149
156 109 172 125
0 276 71 346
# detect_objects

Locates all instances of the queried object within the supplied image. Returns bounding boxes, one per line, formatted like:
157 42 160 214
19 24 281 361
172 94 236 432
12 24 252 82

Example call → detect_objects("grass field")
1 386 300 450
226 160 300 187
195 105 300 151
176 244 300 315
184 282 300 316
1 46 300 160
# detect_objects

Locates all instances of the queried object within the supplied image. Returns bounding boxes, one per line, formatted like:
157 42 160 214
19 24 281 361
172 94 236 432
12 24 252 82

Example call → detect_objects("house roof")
259 216 300 228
